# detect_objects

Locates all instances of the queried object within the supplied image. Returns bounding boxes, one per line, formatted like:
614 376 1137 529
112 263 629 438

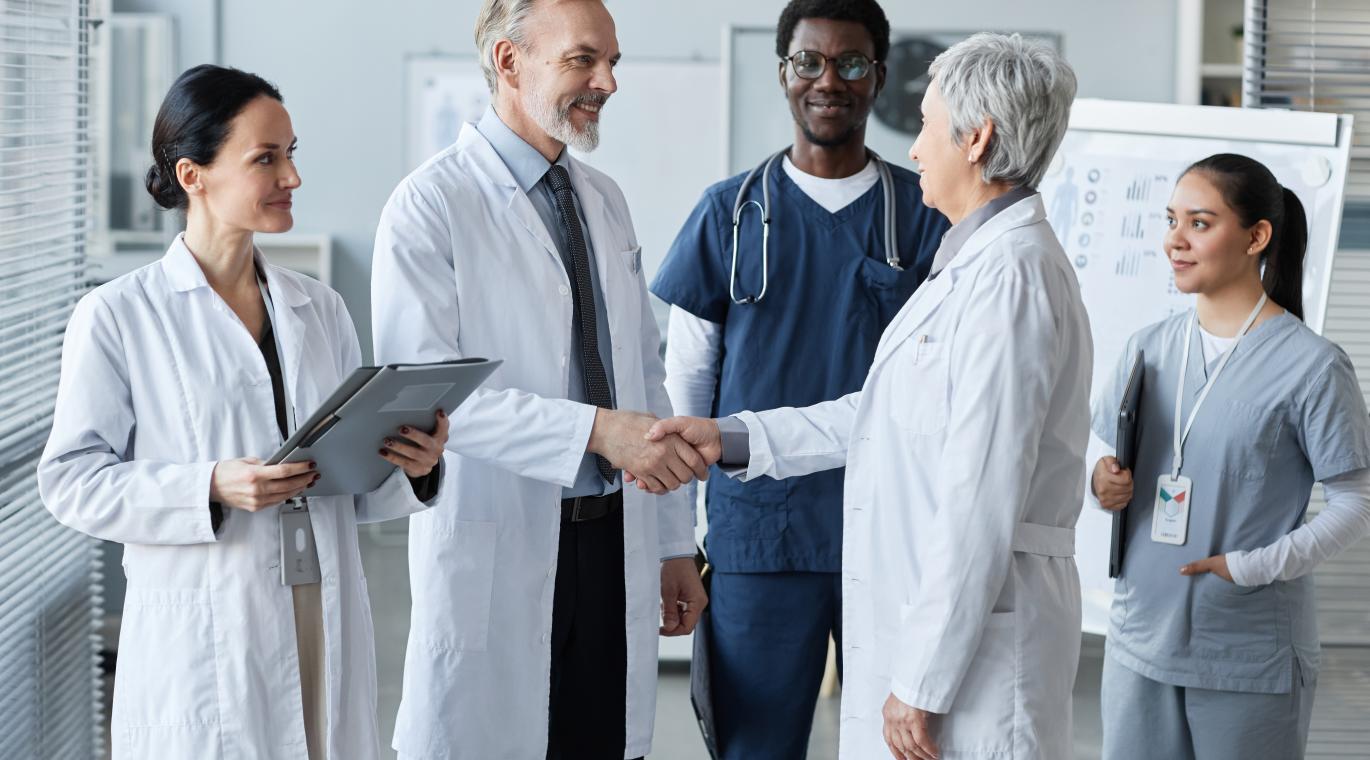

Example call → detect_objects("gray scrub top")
1092 310 1370 694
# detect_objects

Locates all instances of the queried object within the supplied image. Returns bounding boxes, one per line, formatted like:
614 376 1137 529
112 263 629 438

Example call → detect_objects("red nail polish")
400 426 410 434
378 449 387 456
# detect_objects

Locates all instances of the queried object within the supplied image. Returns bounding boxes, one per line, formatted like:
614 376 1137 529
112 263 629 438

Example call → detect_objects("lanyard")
256 270 299 439
256 270 305 511
1170 294 1266 478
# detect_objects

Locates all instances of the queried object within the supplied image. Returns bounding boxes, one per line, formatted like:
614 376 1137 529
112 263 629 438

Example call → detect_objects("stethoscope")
729 148 901 305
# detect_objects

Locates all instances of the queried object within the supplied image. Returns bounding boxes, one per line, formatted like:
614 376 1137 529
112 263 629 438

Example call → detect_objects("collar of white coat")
870 193 1047 368
162 232 311 308
458 122 610 219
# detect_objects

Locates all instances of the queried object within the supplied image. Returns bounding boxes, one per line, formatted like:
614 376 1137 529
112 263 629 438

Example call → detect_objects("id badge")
1151 474 1192 546
280 500 321 586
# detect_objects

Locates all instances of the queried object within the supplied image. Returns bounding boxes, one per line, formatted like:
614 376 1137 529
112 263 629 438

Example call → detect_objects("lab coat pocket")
416 520 497 652
890 338 950 435
936 610 1016 755
112 588 220 730
619 246 643 275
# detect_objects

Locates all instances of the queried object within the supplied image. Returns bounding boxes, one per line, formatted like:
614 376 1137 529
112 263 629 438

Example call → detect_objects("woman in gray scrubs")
1090 153 1370 760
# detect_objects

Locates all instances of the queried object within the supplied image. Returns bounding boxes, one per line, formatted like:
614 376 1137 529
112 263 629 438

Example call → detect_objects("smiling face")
907 80 975 213
516 0 619 152
781 17 884 150
1164 170 1271 295
186 95 299 234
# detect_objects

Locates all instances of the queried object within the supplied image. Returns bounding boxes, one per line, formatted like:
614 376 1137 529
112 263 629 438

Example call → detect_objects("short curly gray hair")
928 33 1077 189
474 0 541 93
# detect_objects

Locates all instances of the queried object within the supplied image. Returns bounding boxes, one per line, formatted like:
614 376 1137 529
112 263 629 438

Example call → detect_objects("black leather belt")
561 491 622 523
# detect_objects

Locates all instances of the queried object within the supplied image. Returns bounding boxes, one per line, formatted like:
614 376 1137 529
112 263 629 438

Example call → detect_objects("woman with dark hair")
38 64 447 760
1090 153 1370 758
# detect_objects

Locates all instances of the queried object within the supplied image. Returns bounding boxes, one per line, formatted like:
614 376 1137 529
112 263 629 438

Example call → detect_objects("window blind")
0 1 102 759
1244 0 1370 200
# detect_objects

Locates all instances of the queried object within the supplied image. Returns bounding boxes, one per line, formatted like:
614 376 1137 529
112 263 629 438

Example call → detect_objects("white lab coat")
38 237 432 760
371 124 695 760
734 195 1092 759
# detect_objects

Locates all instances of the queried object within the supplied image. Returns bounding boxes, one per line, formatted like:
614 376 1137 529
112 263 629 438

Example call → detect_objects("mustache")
570 92 609 110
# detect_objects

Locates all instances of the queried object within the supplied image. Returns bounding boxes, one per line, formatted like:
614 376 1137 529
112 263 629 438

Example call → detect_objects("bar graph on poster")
1037 100 1355 635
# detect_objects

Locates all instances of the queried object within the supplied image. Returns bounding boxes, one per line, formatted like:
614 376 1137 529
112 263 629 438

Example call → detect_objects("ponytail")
1263 187 1307 321
1181 153 1308 321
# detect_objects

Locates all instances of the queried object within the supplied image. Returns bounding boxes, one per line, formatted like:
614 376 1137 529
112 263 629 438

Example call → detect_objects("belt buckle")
571 497 588 522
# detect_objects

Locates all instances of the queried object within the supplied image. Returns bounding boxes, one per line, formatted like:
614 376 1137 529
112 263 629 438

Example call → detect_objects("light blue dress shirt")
476 107 620 499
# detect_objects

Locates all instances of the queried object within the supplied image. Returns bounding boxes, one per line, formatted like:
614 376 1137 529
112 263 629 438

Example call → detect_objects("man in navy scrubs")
650 1 948 756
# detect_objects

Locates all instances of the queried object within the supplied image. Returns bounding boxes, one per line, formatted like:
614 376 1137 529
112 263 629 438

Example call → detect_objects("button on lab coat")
37 238 433 760
371 124 694 760
734 195 1093 758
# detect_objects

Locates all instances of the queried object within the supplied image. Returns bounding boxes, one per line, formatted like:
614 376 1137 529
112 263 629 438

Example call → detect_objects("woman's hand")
210 457 317 511
379 409 450 478
882 693 939 760
1180 554 1234 582
1092 456 1134 511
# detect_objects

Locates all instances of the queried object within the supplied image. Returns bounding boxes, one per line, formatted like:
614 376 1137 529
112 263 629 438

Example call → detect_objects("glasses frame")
780 50 880 81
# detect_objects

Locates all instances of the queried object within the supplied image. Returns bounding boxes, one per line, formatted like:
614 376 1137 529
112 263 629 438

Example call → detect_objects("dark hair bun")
145 64 283 212
144 162 185 210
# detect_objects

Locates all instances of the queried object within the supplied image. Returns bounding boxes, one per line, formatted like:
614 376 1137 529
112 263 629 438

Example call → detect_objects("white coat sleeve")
370 181 596 488
731 392 860 481
889 264 1059 714
1226 468 1370 586
37 294 218 545
319 290 439 523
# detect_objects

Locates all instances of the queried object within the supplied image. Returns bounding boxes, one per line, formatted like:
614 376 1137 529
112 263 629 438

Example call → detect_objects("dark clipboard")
1109 350 1145 578
689 549 720 759
266 358 500 496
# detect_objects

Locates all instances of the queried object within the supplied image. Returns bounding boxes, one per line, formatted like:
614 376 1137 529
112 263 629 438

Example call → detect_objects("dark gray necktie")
545 164 618 483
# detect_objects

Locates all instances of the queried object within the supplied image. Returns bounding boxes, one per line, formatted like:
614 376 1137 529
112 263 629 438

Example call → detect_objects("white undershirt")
781 155 880 214
1198 325 1237 367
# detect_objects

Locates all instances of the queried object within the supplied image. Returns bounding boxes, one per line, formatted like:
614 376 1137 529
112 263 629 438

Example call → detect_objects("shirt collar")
475 106 568 193
929 185 1036 277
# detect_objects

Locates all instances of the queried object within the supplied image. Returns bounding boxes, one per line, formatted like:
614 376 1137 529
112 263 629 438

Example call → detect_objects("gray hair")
474 0 541 93
928 33 1077 189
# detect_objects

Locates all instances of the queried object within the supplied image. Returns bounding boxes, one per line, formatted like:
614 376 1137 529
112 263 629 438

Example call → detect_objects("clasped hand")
589 411 723 494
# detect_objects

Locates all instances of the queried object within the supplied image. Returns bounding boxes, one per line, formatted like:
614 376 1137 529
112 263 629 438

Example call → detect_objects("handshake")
587 410 725 495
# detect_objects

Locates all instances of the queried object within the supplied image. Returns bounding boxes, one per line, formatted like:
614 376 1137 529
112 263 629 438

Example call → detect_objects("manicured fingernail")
378 448 388 456
309 461 316 470
385 439 394 447
400 426 410 434
437 409 446 418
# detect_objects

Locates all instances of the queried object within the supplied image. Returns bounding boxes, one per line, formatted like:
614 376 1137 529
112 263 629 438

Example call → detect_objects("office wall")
112 0 1179 359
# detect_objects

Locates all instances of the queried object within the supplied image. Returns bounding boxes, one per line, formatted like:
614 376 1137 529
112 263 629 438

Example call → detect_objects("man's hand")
882 693 939 760
659 557 707 636
586 409 708 494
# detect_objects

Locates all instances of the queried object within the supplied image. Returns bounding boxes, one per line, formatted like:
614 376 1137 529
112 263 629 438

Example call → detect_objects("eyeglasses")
781 50 878 81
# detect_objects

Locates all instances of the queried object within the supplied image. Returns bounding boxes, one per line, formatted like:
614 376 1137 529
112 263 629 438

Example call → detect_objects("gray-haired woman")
642 32 1088 760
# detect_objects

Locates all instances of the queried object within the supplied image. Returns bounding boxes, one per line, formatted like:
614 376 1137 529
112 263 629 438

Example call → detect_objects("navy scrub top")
1092 311 1370 693
651 158 949 573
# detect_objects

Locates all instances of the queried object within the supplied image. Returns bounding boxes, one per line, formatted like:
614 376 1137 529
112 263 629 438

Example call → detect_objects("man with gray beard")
370 1 709 758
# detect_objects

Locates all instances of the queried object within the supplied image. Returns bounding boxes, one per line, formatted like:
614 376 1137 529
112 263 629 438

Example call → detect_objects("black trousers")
546 492 638 760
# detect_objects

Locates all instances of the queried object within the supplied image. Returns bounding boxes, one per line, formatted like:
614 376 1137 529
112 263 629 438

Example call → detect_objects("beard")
525 79 606 153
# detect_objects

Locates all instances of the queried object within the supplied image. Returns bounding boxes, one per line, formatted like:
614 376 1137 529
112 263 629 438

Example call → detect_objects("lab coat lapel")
870 195 1044 371
460 124 564 272
567 159 616 300
256 255 312 425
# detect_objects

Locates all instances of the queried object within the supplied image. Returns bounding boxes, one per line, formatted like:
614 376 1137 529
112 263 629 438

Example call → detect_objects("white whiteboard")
1038 99 1355 634
403 56 725 281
